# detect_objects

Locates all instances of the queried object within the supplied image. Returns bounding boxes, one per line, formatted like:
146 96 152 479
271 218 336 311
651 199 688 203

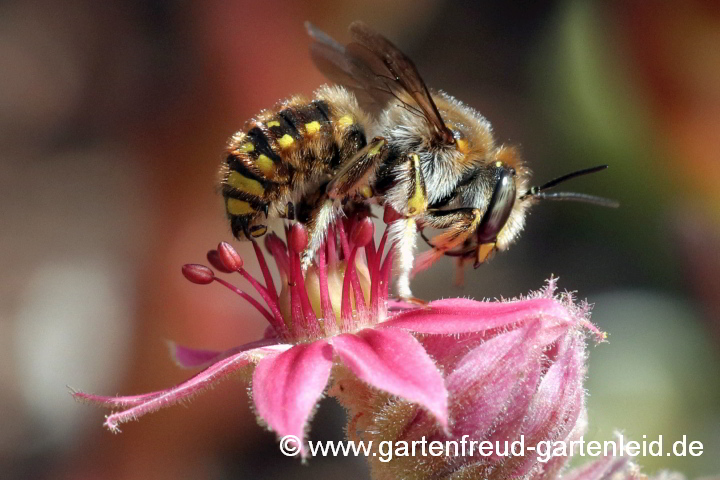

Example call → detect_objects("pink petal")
168 337 280 369
447 322 544 441
484 358 543 459
487 329 584 456
419 333 487 369
252 340 333 457
72 344 290 429
381 297 573 335
331 329 448 431
525 333 586 439
538 408 589 478
512 333 587 476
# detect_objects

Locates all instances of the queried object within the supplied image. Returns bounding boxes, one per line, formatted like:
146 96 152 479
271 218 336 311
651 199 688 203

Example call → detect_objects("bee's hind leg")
300 197 338 270
326 137 389 200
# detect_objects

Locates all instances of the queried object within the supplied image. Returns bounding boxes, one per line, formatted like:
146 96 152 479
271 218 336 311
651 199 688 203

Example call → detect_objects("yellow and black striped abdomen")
221 88 369 239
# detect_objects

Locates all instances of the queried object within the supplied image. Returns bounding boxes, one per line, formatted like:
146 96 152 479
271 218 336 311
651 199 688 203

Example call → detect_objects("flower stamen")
210 277 278 328
315 245 338 334
336 220 367 316
288 224 323 340
252 240 278 302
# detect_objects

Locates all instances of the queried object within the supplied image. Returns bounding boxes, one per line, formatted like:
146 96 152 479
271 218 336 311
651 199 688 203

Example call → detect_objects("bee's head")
460 147 532 267
415 146 532 270
421 153 616 270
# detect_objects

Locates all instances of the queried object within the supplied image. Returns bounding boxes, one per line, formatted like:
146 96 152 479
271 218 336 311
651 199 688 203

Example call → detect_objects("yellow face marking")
305 121 321 134
407 154 427 216
495 161 503 168
238 142 254 153
277 134 294 149
255 154 275 177
456 138 469 154
337 115 354 128
227 171 265 196
368 140 385 156
267 120 280 128
227 198 255 216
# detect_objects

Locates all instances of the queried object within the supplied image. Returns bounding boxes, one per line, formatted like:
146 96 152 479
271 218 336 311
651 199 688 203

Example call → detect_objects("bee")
220 22 617 301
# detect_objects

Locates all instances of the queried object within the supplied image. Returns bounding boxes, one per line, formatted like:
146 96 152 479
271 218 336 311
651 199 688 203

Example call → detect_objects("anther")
350 217 374 247
264 233 279 252
182 264 214 284
217 242 244 271
288 223 309 253
207 250 233 273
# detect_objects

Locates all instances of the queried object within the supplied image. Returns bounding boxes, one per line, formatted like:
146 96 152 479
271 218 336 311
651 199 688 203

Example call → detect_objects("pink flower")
71 211 601 460
331 280 603 479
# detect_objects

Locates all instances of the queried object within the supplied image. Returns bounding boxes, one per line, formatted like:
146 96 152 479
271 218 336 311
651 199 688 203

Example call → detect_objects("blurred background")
2 0 719 478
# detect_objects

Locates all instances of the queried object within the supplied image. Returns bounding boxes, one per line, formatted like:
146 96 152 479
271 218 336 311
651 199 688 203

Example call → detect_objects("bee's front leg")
300 137 389 269
422 208 484 238
413 207 490 278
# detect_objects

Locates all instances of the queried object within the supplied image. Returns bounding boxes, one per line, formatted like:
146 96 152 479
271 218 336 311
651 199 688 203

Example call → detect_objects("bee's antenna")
521 164 618 207
533 165 609 192
532 192 619 208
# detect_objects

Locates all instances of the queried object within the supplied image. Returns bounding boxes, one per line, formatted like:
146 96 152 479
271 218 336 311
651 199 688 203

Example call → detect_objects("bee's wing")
305 22 380 110
306 21 455 146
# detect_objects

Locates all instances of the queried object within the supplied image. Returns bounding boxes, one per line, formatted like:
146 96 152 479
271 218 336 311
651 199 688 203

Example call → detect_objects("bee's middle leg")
388 153 429 302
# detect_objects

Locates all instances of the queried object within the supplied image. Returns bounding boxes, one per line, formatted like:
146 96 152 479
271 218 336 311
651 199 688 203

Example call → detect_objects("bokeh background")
2 1 720 479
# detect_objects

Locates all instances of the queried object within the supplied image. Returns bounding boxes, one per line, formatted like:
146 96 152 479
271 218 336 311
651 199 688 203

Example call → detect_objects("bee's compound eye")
476 167 517 243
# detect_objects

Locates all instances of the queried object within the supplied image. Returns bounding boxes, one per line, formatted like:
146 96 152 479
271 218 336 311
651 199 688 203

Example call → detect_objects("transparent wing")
306 21 455 146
